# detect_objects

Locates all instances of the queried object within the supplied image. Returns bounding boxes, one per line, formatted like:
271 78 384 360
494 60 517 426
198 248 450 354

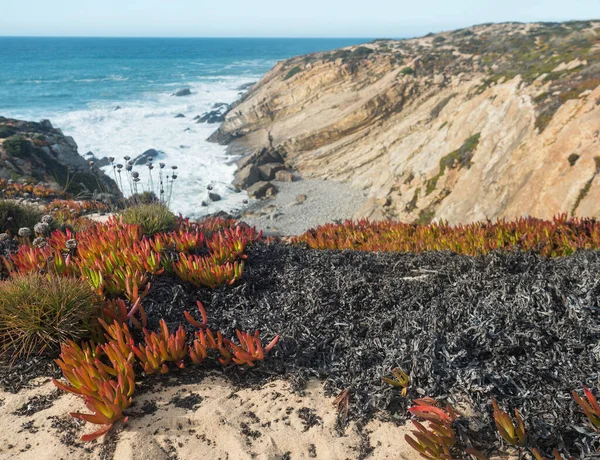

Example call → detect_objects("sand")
0 374 419 460
241 179 369 236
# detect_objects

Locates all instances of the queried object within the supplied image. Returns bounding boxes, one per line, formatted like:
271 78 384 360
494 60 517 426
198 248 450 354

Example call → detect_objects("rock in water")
133 149 160 165
174 113 186 118
196 103 231 124
208 192 221 202
173 88 192 97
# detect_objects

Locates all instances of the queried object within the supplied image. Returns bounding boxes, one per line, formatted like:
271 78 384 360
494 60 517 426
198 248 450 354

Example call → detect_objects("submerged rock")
173 88 192 97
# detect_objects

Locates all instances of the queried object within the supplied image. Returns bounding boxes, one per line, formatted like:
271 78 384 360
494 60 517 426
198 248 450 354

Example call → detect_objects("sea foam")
49 77 254 218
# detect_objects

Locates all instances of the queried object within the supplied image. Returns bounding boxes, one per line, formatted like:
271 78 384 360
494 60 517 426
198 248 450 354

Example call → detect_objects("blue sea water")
0 37 367 216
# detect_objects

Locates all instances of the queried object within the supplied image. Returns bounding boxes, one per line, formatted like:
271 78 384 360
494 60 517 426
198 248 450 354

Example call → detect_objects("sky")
1 0 599 38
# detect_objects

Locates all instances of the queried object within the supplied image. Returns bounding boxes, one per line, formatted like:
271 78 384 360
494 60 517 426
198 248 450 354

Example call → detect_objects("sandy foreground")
0 374 419 460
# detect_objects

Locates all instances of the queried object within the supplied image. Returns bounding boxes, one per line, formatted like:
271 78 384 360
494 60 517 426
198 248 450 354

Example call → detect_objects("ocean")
0 37 367 217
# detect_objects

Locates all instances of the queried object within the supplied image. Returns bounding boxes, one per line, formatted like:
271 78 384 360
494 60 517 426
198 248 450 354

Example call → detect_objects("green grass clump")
0 200 43 232
0 274 99 360
283 66 302 81
121 202 177 236
401 67 415 75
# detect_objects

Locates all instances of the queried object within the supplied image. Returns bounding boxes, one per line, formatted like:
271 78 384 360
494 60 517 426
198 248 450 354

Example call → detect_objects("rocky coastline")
0 117 122 199
208 20 600 227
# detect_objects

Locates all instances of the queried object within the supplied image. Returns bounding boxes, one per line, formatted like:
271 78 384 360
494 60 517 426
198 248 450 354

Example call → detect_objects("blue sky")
1 0 599 38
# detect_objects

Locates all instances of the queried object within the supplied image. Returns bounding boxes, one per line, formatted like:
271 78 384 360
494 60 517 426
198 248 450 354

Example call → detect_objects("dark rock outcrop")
247 181 277 199
0 117 122 197
196 103 230 124
133 149 160 165
233 164 260 190
231 147 287 192
257 163 285 181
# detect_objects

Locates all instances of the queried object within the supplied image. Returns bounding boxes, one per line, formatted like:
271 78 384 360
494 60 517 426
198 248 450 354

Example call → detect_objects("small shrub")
283 66 302 81
352 46 374 58
567 153 580 166
121 203 177 236
0 125 16 139
433 36 447 44
0 273 99 359
0 200 43 233
3 136 32 157
127 191 159 206
401 67 415 75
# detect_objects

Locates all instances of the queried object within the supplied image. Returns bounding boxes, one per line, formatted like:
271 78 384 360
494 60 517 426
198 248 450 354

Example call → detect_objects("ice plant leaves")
572 387 600 431
291 214 600 257
405 398 457 460
491 399 526 447
383 367 410 396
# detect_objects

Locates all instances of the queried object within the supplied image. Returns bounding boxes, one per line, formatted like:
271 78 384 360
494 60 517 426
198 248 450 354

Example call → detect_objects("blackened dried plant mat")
144 243 600 457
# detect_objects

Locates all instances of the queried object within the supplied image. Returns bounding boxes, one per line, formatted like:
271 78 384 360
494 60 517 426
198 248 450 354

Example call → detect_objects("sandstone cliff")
0 118 121 198
213 21 600 224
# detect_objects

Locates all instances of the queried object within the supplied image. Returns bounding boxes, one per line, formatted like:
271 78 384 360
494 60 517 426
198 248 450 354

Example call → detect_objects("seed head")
33 237 47 248
41 214 54 224
34 222 50 235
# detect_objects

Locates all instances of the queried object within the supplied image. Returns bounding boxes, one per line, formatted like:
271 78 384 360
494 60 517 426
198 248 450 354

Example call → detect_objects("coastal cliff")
213 21 600 224
0 117 121 197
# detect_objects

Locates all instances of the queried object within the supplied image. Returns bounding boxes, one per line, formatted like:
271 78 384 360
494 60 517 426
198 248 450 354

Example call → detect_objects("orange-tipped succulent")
383 367 410 396
405 398 458 460
184 300 208 329
132 320 187 374
52 336 135 441
572 387 600 431
491 398 526 447
227 330 280 367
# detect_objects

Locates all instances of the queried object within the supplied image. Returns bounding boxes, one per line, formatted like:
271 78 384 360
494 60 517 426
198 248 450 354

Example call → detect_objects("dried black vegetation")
145 243 600 456
0 356 60 393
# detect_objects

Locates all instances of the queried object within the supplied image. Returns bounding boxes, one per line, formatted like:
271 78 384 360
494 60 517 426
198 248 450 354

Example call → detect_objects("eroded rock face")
214 21 600 224
0 117 122 197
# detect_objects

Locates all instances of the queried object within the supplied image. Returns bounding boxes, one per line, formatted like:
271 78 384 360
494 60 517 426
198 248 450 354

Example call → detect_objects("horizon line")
0 35 381 40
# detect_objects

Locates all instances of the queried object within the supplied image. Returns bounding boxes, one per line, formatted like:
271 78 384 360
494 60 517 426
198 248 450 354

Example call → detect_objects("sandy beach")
0 374 417 460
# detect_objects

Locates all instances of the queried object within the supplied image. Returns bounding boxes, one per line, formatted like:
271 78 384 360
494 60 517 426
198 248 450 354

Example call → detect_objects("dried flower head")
132 171 140 179
108 156 115 162
18 227 32 237
159 162 165 169
33 237 47 248
41 215 54 224
124 156 131 161
0 233 10 242
34 222 50 235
